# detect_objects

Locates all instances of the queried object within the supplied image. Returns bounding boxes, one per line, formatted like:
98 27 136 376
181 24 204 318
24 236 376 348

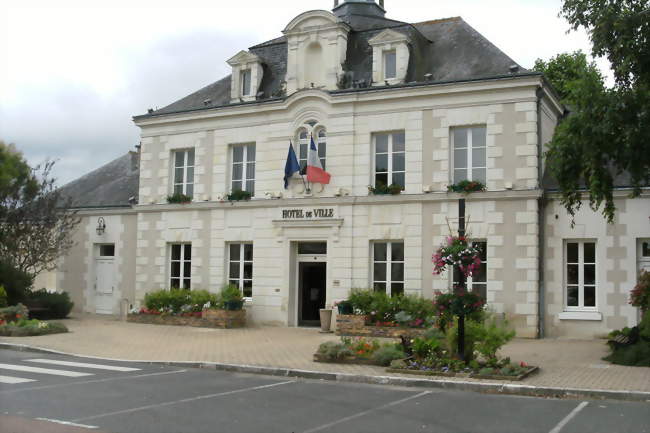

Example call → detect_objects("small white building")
57 0 650 338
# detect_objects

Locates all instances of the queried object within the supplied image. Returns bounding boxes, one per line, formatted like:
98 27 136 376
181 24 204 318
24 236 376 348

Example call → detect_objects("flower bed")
128 309 245 329
336 314 427 338
0 305 68 336
387 361 538 381
314 337 406 367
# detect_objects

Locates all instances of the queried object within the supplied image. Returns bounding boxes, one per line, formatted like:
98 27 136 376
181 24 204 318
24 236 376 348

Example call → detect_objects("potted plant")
447 180 486 194
227 189 252 201
333 299 354 315
167 193 192 204
221 284 244 310
368 181 403 195
432 236 483 278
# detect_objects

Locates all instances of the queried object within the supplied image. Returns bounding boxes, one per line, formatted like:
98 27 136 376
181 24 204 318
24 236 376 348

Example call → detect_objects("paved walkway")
1 314 649 394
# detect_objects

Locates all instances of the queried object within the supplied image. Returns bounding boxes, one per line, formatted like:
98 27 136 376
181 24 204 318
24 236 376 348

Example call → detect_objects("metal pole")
457 198 466 362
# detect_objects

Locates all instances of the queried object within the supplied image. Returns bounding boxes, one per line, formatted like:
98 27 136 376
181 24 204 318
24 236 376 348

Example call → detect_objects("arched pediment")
283 10 343 34
368 28 410 46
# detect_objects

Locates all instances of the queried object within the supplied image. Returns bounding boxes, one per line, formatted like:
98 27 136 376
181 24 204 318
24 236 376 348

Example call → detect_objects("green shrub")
412 336 443 359
390 359 407 369
0 303 30 323
0 285 7 308
446 319 485 362
317 341 353 360
346 289 435 325
604 342 650 367
144 289 219 314
474 315 516 362
26 289 74 319
221 285 243 303
0 261 33 305
371 345 406 366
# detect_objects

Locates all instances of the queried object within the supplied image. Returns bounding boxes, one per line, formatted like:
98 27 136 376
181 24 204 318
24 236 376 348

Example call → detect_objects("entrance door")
95 244 116 314
298 262 326 326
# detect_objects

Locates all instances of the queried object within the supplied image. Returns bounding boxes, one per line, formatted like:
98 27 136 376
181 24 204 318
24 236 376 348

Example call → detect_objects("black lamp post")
456 198 466 362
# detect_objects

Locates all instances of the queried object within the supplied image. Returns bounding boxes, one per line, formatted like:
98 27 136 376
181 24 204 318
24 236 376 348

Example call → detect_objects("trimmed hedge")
144 289 220 314
347 289 435 326
25 289 74 319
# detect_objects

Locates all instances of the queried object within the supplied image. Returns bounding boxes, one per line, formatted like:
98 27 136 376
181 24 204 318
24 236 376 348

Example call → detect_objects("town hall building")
56 0 650 339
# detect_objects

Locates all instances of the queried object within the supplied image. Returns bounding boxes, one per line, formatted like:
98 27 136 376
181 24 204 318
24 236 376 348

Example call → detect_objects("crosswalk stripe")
0 375 36 384
26 359 141 372
0 363 93 377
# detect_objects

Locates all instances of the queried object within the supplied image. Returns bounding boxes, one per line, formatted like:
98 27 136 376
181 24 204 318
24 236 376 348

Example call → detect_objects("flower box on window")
166 193 193 204
446 180 486 194
368 182 403 195
227 189 252 201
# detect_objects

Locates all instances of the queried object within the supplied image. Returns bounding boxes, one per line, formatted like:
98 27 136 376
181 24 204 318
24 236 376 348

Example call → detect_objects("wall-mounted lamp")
96 217 106 235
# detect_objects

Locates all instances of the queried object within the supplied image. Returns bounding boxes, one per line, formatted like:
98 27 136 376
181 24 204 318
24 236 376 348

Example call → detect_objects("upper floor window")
374 131 405 189
241 69 252 96
384 50 396 80
452 126 486 184
170 244 191 289
229 243 253 299
231 144 256 195
565 241 596 310
453 241 487 300
173 149 195 197
373 241 404 297
297 127 326 172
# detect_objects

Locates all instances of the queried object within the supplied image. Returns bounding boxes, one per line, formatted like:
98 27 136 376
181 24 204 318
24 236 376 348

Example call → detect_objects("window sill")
558 311 602 321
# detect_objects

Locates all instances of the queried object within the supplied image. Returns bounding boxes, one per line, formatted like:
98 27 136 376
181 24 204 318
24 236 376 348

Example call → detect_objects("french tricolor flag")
306 136 331 185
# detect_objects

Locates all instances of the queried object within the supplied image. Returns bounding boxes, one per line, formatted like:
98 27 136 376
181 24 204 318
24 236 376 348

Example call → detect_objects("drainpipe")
536 87 545 339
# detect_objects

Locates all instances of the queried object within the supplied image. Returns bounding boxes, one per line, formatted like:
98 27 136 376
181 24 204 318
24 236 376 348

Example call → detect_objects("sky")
0 0 611 186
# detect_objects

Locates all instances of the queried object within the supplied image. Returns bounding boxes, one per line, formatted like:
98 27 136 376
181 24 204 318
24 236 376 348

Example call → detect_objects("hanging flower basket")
432 236 482 277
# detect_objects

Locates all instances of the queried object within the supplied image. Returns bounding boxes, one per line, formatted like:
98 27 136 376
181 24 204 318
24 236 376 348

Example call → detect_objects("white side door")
95 258 115 314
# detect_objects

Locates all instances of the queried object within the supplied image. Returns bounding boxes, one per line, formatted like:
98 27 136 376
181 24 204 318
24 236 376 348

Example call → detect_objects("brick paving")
1 314 649 393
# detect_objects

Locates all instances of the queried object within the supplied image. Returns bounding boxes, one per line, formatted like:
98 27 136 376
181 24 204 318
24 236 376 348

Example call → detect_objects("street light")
96 217 106 235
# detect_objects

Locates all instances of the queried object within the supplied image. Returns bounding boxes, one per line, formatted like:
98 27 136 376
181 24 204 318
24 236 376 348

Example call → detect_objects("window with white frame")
373 241 404 296
565 241 596 309
172 149 195 197
228 243 253 298
384 50 396 80
374 131 405 189
241 69 252 96
297 128 326 173
231 144 255 195
170 244 191 289
453 241 487 299
452 126 486 184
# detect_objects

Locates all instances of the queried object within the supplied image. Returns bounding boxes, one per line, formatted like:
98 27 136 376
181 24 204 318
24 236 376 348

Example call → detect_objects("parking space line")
26 359 141 372
0 375 36 384
549 401 589 433
0 369 187 394
37 418 99 430
72 379 296 423
0 363 93 377
302 391 431 433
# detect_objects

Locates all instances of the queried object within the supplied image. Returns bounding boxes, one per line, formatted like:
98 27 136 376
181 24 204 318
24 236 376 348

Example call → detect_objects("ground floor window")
565 240 596 309
372 241 404 296
453 241 487 299
170 244 191 289
229 243 253 298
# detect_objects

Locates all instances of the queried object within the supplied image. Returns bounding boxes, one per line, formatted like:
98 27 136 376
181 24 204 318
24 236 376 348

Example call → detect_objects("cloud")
0 0 610 185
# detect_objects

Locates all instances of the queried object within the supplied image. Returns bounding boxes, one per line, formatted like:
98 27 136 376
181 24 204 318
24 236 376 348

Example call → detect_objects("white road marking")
302 391 431 433
0 369 187 394
0 363 93 377
73 380 296 422
0 375 36 384
26 359 141 372
549 401 589 433
37 418 98 429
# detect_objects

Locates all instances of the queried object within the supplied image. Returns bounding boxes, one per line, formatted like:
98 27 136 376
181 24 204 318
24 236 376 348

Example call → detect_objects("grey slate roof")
136 15 529 119
59 151 140 208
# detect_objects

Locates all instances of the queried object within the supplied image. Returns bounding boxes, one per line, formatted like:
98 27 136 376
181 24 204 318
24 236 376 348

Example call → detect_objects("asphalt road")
0 349 648 433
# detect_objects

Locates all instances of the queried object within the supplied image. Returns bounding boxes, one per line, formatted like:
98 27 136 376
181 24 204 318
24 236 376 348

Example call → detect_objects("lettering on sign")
282 208 335 219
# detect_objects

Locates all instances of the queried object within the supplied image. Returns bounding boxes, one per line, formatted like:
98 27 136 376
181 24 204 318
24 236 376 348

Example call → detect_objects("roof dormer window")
241 69 252 96
227 51 264 103
384 50 396 80
369 29 410 86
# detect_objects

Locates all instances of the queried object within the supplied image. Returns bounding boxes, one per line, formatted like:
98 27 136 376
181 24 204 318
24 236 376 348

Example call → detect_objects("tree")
0 141 80 277
541 0 650 223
